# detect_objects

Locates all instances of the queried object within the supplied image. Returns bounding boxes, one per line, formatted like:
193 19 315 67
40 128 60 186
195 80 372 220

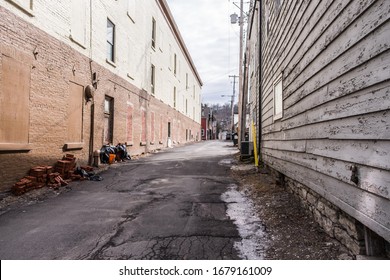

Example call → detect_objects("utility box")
241 141 253 157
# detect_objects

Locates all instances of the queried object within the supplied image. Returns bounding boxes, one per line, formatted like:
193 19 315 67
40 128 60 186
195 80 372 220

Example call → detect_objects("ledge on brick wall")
159 141 164 145
140 142 147 146
63 142 83 150
126 142 133 147
150 142 155 145
0 143 31 152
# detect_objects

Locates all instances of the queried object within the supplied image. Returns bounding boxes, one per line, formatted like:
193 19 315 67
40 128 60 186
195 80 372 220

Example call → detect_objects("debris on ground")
231 160 352 260
10 154 98 196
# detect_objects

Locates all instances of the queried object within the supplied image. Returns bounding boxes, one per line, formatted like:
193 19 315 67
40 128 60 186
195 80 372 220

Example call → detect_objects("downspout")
257 0 262 162
88 0 95 165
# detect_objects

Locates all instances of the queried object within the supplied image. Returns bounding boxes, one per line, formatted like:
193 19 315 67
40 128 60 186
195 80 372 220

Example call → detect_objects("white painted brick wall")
2 0 202 123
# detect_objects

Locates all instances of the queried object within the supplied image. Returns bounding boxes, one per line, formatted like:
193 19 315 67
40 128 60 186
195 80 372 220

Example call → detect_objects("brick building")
0 0 202 192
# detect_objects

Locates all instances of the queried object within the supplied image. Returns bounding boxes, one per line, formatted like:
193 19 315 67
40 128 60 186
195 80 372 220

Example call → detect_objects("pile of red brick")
11 154 94 196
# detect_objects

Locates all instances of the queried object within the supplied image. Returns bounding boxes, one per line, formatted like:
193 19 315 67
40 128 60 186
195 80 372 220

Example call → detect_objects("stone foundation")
271 169 366 257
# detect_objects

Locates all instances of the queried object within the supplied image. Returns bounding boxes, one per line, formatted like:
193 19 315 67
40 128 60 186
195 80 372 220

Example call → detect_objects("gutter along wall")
0 0 202 192
251 0 390 256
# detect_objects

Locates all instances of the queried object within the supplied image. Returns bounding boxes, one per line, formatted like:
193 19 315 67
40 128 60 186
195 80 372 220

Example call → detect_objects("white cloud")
166 0 242 105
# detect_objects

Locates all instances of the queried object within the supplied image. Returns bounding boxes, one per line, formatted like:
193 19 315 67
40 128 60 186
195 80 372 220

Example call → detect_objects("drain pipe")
257 0 262 162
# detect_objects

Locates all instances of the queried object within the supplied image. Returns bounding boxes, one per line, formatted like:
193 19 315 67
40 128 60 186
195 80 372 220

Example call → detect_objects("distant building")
245 0 390 257
0 0 202 191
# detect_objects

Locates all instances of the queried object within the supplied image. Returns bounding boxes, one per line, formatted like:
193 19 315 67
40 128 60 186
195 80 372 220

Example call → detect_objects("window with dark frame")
151 64 155 94
174 53 177 75
152 17 156 49
107 18 115 62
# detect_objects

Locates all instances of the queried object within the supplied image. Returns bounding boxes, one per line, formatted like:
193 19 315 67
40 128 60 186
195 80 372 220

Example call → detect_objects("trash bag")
100 144 117 164
116 143 131 161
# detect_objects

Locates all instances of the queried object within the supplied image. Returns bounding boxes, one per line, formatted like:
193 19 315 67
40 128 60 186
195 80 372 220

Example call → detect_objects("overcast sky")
166 0 245 105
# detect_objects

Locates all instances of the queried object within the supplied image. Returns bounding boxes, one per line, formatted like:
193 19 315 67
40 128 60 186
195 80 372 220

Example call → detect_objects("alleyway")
0 141 348 260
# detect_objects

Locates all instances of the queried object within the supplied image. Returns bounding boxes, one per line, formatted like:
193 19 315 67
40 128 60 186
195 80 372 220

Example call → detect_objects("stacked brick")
11 154 94 196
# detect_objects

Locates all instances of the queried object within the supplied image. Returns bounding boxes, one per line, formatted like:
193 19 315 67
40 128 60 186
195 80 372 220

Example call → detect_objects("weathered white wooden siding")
260 0 390 242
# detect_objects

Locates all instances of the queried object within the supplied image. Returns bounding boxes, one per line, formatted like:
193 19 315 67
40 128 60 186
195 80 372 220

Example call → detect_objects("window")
141 111 147 144
0 55 30 151
104 96 114 144
150 112 155 144
151 64 155 94
126 105 133 142
273 75 283 121
173 87 177 108
107 18 115 62
173 53 177 75
151 17 156 49
186 73 189 90
66 82 84 146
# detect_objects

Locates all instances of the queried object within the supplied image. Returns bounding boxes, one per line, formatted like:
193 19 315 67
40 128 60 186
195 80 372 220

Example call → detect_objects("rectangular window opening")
107 18 115 62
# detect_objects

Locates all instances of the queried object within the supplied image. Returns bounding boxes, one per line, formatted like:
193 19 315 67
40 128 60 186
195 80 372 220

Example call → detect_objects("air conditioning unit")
241 141 253 157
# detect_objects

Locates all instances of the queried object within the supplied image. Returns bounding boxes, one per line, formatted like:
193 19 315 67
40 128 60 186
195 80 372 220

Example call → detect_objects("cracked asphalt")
0 141 248 260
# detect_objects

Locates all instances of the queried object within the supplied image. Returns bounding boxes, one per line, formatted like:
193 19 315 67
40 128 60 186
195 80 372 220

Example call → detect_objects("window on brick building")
107 18 115 63
0 55 30 151
66 82 84 147
104 96 114 144
173 87 177 108
141 110 147 144
126 105 133 143
151 64 155 94
150 112 155 144
173 53 177 75
151 17 156 49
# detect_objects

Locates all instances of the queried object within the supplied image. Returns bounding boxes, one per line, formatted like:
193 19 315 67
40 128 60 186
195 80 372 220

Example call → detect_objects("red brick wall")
0 7 201 192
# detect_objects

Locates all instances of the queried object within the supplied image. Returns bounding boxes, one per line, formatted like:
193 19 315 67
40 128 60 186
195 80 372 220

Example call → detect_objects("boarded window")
150 112 155 143
70 0 86 46
126 105 133 142
67 82 83 143
173 87 177 108
273 75 283 120
0 56 30 145
104 96 114 144
141 111 147 143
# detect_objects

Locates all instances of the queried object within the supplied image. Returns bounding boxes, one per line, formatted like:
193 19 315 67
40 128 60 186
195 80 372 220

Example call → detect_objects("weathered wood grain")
263 154 390 242
306 139 390 170
284 0 379 92
262 148 390 200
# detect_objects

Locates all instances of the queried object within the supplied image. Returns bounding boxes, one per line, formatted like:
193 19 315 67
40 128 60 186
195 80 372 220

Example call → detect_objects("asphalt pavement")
0 140 249 260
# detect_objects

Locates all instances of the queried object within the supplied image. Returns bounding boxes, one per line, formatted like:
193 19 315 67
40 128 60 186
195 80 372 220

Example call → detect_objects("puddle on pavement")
221 184 268 259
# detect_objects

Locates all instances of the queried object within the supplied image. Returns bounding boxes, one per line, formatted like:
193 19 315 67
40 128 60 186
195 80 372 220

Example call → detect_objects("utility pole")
238 0 245 147
229 75 238 133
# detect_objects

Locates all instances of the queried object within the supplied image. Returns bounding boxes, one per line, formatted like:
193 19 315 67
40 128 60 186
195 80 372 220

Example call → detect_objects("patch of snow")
221 184 268 259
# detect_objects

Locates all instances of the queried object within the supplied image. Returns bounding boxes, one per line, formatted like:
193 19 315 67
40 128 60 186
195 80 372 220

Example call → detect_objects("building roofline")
157 0 203 87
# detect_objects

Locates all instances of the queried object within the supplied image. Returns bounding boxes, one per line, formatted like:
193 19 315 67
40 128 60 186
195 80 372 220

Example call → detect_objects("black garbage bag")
75 167 103 181
116 143 131 161
100 144 117 164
